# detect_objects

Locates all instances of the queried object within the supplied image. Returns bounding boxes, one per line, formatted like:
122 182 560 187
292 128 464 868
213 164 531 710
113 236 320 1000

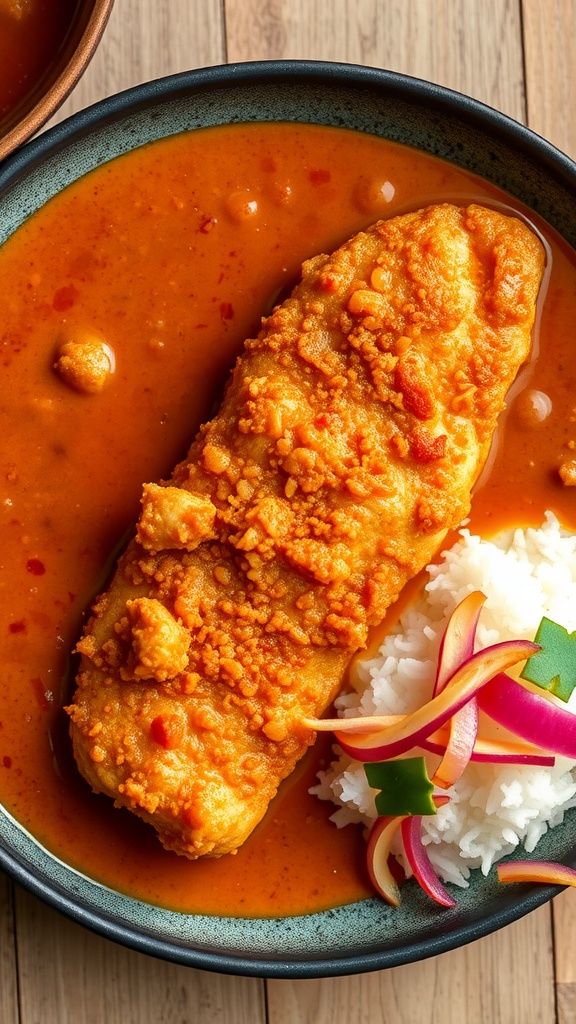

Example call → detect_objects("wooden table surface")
2 2 576 1021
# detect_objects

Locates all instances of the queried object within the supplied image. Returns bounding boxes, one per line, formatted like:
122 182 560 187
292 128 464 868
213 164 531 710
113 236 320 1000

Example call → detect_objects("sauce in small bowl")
0 0 114 162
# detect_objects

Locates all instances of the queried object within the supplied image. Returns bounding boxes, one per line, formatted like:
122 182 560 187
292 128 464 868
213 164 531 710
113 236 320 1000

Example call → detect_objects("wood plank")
14 886 265 1024
47 0 225 128
522 0 576 158
553 889 576 984
524 3 576 1019
225 0 526 120
267 905 556 1024
553 889 576 1023
0 872 20 1024
557 986 576 1024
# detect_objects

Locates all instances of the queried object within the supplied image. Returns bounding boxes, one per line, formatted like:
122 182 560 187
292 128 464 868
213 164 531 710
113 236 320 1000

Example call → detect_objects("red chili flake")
8 620 26 633
2 756 12 769
411 426 447 463
26 558 45 576
52 284 79 311
219 302 234 321
319 274 337 293
395 359 435 420
199 216 215 234
31 677 52 711
261 155 277 173
315 415 329 429
150 714 184 750
309 169 331 185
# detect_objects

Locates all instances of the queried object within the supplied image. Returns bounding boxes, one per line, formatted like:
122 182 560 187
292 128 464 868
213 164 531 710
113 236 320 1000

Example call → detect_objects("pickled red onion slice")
431 592 484 788
478 672 576 759
401 797 455 908
366 814 407 907
310 640 539 761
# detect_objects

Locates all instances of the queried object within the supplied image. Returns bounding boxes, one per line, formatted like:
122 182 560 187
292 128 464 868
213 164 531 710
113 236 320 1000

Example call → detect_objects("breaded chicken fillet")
67 204 545 858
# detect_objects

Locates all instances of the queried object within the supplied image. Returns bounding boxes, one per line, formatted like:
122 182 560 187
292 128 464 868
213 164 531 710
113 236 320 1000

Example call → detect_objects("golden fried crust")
67 204 545 858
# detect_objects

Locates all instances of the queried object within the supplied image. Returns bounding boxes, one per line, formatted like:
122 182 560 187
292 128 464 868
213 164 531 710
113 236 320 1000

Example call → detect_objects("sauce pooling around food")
0 122 575 917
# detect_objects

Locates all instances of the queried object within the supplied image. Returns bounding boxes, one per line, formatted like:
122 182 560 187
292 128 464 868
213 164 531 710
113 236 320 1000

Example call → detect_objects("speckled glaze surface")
1 61 575 978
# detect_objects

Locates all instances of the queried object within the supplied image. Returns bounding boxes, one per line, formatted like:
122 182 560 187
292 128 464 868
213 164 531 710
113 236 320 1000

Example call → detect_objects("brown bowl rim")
0 0 114 163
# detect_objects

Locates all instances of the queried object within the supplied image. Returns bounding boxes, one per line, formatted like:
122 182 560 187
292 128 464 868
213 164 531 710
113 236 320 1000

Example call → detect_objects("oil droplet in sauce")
512 388 553 429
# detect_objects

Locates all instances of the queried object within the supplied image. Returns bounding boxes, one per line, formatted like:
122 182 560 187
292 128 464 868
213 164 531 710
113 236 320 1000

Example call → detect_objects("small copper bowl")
0 0 114 163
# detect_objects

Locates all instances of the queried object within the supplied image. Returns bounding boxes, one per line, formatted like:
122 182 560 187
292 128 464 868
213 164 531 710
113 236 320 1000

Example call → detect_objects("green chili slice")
364 756 437 816
520 616 576 703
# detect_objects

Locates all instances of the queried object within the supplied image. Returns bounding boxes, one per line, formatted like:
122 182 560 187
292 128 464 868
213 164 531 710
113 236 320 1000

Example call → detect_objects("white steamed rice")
311 512 576 887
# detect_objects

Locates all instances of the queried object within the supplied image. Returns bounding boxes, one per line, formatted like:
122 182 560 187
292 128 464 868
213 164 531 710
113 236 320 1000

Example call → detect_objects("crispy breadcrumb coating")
67 204 545 858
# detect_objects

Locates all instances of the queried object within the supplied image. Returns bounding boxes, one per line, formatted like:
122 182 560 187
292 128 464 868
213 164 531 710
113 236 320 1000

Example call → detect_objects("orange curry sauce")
0 0 80 128
0 123 575 918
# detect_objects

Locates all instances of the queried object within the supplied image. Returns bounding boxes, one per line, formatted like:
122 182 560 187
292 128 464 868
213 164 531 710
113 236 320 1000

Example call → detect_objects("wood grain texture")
14 886 266 1024
48 0 225 127
267 905 556 1024
553 889 576 983
225 0 526 119
0 873 19 1024
522 0 576 158
557 986 576 1024
554 888 576 1023
2 2 574 1023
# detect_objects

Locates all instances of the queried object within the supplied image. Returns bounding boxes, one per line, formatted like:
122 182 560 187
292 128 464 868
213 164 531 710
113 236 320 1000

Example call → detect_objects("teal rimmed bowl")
0 60 575 978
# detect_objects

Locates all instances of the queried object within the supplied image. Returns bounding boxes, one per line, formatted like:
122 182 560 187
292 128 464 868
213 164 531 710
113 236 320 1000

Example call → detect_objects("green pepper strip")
364 756 437 817
521 616 576 703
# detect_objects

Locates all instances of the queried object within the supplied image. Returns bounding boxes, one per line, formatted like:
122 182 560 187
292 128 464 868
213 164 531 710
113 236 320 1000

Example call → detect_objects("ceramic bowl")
0 61 575 978
0 0 114 162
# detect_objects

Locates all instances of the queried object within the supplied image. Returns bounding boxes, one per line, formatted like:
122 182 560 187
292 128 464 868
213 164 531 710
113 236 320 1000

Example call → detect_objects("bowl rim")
0 836 562 978
2 57 575 193
0 57 574 978
0 0 115 164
